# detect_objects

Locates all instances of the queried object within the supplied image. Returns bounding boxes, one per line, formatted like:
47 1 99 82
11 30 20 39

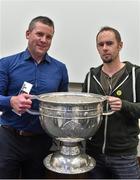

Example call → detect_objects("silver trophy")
28 92 112 174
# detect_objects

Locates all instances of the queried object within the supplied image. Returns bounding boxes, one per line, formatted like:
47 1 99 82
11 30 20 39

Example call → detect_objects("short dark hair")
28 16 54 31
96 26 122 43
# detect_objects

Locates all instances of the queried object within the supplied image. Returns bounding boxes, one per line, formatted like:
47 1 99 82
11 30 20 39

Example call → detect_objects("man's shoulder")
124 62 140 81
90 65 102 74
125 61 140 68
47 55 66 67
0 50 25 62
135 65 140 76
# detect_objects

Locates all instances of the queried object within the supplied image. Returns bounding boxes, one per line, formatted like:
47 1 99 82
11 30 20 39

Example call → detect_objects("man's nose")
40 36 47 42
102 44 108 50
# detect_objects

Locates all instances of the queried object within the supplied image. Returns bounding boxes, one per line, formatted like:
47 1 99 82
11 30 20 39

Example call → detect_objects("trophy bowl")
32 92 110 174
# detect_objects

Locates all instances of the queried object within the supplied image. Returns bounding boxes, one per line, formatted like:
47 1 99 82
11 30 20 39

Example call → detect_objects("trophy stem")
60 141 81 156
43 140 96 174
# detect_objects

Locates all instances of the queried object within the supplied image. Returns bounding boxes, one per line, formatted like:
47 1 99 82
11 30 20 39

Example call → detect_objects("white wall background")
0 0 140 82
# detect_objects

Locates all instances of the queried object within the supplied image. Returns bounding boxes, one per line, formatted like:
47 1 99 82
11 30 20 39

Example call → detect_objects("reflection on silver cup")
28 92 112 174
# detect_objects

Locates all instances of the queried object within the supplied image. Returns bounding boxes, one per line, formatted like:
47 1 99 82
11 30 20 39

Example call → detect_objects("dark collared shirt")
0 49 69 133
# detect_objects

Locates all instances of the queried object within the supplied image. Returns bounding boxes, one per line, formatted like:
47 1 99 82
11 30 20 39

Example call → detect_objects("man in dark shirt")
0 16 69 178
82 26 140 179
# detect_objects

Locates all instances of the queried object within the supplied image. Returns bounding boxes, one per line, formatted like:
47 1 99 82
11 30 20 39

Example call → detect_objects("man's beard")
102 58 113 64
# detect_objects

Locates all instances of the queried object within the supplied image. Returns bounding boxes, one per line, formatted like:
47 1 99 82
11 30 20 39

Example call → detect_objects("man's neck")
28 48 45 64
102 61 125 77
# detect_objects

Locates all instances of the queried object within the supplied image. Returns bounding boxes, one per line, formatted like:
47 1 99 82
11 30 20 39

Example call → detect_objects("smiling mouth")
38 44 45 48
37 46 47 51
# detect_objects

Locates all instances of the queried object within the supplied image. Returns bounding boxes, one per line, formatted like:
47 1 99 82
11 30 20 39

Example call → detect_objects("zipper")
102 111 108 154
93 75 105 94
93 75 109 154
92 74 129 154
102 80 112 154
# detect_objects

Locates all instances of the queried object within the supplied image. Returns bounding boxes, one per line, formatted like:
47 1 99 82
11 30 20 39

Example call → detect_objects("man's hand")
107 96 122 112
10 93 32 114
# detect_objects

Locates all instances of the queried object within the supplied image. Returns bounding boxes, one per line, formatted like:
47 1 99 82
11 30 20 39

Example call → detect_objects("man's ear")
26 30 30 40
119 41 123 50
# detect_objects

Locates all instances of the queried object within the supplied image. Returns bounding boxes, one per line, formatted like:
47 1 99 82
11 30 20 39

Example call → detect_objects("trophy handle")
102 110 114 116
26 109 40 115
26 95 40 115
102 96 114 116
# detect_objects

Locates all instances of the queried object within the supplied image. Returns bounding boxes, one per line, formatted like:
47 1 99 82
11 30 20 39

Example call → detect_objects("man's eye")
46 36 52 40
98 41 113 46
106 41 113 45
98 42 104 46
37 32 43 36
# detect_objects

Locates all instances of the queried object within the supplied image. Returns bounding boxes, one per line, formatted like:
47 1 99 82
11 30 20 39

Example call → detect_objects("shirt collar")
23 48 51 63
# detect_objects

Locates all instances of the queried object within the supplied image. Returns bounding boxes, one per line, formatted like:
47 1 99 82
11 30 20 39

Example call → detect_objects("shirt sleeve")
0 59 12 111
58 64 69 92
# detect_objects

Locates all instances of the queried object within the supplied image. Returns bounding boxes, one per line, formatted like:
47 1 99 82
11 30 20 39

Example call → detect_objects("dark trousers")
0 126 52 179
86 153 140 179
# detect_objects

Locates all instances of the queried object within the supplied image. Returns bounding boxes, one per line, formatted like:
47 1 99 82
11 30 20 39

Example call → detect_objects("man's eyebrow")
97 41 114 45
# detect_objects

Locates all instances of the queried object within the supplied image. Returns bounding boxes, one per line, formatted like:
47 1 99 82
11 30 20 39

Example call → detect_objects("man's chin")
36 50 46 56
102 59 113 64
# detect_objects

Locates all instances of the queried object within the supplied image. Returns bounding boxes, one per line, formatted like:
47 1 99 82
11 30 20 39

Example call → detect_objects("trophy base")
43 153 96 174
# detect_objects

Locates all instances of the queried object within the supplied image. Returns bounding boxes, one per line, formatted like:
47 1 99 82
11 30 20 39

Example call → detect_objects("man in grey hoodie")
82 26 140 179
